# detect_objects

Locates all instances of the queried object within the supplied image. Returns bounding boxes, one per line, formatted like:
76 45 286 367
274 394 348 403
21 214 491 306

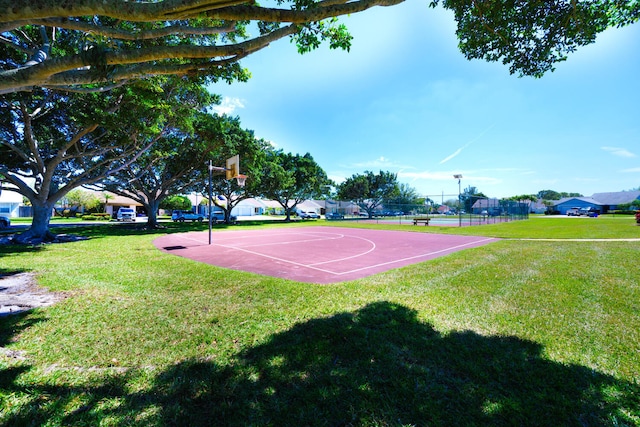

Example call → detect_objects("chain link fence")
324 198 529 227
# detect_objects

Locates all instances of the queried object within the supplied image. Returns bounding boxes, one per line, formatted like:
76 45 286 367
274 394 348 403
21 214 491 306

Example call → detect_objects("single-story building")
437 205 452 215
528 200 548 214
0 185 22 218
316 199 360 216
231 198 324 217
295 200 324 215
590 191 640 211
233 198 270 216
554 191 640 214
471 198 502 215
554 197 604 215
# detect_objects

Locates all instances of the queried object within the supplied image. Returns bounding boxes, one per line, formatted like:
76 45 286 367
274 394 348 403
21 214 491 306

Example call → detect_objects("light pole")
453 174 462 227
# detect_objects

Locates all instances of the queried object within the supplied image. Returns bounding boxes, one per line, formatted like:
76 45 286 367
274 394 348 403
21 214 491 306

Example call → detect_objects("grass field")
1 216 639 426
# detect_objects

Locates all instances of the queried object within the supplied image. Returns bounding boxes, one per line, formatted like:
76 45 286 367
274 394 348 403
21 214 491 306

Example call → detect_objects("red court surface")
153 226 498 284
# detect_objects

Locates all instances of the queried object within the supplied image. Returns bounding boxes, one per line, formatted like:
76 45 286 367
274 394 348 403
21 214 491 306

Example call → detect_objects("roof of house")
85 189 142 206
553 197 603 206
553 191 640 206
236 197 268 208
323 199 359 209
471 198 500 208
590 191 640 205
297 200 323 211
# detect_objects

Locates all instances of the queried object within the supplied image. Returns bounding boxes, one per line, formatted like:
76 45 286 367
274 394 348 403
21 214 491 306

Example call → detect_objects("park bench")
413 217 431 226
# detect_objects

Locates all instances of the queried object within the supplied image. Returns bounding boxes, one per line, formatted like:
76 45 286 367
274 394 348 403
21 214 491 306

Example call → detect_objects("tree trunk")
145 199 162 228
13 203 56 244
224 206 232 224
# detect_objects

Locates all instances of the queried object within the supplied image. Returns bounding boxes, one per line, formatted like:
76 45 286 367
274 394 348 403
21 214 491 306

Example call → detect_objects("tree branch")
209 0 405 23
2 18 238 40
0 24 295 94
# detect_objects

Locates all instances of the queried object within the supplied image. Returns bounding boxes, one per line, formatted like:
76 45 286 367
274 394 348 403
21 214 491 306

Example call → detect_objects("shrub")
81 214 111 221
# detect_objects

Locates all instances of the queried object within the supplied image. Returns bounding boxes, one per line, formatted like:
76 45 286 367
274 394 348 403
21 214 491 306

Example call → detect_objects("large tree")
96 103 229 229
260 150 332 221
384 182 420 211
0 77 203 242
337 170 399 218
1 1 638 94
460 185 486 213
98 132 214 228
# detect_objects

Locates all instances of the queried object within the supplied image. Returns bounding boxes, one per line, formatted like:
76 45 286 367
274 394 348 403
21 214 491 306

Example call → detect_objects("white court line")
167 231 496 277
211 242 341 275
329 237 497 276
230 233 346 249
212 236 496 277
179 230 345 247
307 235 376 266
212 231 378 266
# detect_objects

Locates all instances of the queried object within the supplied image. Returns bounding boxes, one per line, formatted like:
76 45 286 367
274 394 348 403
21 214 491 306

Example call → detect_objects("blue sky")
209 1 640 199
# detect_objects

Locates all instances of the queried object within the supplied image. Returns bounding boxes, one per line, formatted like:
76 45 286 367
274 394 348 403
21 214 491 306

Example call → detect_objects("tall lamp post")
453 174 462 227
208 158 247 245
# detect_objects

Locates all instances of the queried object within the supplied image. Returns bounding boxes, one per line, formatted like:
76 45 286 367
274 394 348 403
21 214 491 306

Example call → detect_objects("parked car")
209 210 237 224
325 212 344 220
171 210 204 222
298 210 320 219
579 207 599 217
566 207 581 216
117 208 136 222
0 215 10 229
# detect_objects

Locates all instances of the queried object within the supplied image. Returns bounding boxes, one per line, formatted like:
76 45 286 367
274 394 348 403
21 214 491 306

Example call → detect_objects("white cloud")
328 174 346 184
351 156 395 169
439 147 464 164
211 97 245 115
601 146 637 158
622 167 640 173
439 124 495 164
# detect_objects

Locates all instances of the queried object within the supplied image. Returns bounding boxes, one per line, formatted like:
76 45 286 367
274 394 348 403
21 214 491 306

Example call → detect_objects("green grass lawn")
0 217 639 426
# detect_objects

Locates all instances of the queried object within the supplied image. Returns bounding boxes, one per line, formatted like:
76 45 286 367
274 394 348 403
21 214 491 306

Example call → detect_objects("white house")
0 186 22 218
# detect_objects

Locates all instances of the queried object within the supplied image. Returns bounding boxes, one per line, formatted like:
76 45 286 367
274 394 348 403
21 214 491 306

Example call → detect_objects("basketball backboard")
226 155 239 180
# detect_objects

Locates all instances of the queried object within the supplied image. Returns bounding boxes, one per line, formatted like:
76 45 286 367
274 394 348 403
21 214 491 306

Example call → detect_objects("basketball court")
153 226 498 283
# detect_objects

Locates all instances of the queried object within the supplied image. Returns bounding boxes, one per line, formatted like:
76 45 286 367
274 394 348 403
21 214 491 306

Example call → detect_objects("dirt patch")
0 272 67 316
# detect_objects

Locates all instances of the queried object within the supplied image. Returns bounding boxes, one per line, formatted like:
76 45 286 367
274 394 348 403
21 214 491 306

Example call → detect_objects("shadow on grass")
2 302 638 425
0 243 44 257
5 219 303 244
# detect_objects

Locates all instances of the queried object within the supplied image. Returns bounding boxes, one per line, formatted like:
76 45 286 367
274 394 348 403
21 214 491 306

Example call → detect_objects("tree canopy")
1 0 638 94
337 170 399 217
0 76 207 241
199 115 270 224
98 110 222 228
260 150 332 221
537 189 583 200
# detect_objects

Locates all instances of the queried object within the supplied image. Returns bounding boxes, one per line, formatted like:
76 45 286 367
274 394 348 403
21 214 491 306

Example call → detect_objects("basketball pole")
207 157 247 245
208 160 213 245
207 160 227 245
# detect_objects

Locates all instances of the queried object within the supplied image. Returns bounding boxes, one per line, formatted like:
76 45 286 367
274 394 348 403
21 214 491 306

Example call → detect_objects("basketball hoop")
208 156 247 245
235 174 247 187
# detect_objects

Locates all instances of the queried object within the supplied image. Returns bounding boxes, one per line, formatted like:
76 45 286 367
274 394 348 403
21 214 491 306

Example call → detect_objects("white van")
117 208 136 222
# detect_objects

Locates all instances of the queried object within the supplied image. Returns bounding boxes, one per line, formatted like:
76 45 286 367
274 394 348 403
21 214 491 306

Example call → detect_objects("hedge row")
81 213 112 221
